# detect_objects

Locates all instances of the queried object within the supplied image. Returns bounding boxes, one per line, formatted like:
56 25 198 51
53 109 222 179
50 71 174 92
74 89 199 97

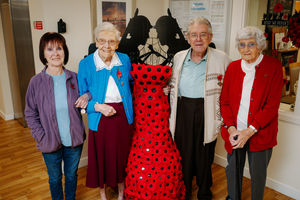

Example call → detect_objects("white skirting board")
0 110 14 120
214 154 300 199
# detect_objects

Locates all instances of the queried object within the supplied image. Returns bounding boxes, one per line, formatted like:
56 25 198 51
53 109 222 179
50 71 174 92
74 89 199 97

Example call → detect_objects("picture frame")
97 0 132 35
267 0 293 14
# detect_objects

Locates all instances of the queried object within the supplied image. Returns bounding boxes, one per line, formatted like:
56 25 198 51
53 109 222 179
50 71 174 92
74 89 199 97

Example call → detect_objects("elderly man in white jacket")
166 17 231 199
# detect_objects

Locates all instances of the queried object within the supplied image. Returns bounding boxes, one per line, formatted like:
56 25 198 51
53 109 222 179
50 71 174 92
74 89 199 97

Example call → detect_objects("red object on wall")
33 21 43 30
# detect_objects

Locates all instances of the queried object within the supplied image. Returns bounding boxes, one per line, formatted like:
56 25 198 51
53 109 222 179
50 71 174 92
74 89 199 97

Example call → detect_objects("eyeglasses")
238 42 257 49
97 38 117 46
189 32 209 40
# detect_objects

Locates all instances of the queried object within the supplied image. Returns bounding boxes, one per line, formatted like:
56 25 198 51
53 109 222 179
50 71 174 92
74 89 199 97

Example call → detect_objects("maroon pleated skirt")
86 102 133 188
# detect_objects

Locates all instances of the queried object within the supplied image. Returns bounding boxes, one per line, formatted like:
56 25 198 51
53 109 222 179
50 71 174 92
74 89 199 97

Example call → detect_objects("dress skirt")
86 102 133 188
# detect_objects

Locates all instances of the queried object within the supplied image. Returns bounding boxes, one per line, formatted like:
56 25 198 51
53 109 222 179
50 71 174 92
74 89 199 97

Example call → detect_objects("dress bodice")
131 64 171 95
131 64 171 121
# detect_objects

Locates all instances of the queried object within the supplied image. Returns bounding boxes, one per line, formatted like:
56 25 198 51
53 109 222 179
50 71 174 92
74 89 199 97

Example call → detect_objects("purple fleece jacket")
25 67 85 153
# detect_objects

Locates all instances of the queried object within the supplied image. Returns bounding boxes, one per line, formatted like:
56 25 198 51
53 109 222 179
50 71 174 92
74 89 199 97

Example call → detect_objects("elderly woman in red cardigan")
220 26 283 200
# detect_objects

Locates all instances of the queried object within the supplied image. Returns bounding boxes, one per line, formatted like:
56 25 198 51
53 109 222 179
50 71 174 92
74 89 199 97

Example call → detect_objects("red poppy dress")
124 64 185 200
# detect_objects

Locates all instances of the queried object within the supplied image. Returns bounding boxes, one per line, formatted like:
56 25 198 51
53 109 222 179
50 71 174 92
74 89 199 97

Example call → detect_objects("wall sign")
33 21 43 30
169 0 232 52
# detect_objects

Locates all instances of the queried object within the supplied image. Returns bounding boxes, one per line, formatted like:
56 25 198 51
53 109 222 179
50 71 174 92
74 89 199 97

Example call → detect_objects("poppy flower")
287 11 300 47
282 36 289 43
264 32 268 38
217 75 223 81
217 75 223 86
273 3 283 13
288 58 295 63
70 83 75 89
117 69 122 80
272 49 278 57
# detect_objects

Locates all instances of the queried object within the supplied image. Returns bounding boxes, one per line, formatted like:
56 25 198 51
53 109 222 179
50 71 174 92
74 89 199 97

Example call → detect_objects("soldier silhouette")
155 9 190 65
117 8 152 64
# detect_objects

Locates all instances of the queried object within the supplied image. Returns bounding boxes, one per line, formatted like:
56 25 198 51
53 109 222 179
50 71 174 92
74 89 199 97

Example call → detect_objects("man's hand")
163 85 173 95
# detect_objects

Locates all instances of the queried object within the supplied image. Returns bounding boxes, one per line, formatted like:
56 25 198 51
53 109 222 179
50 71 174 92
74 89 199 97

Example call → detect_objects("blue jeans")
42 145 83 200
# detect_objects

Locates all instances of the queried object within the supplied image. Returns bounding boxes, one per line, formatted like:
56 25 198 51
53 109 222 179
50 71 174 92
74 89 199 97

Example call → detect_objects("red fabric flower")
282 36 289 43
217 75 223 81
117 69 122 80
287 11 300 47
288 58 295 63
217 75 223 86
273 3 283 13
272 50 278 57
70 83 75 89
264 32 268 38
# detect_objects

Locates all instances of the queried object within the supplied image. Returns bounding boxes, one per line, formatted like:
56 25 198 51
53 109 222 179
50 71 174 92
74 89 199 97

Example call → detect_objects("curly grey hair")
187 17 212 35
94 22 120 41
236 26 266 50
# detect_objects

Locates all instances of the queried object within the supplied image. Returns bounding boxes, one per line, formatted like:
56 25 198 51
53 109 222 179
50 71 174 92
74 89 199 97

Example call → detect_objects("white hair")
236 26 267 50
187 17 212 34
94 22 120 41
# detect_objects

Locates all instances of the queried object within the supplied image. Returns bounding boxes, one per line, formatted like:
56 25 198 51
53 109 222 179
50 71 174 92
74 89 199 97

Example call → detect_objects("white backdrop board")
170 0 232 52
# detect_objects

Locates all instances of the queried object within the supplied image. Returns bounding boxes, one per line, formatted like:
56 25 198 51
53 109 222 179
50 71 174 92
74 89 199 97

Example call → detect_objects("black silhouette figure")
88 42 97 55
117 9 152 64
155 9 190 65
87 9 190 66
209 42 216 49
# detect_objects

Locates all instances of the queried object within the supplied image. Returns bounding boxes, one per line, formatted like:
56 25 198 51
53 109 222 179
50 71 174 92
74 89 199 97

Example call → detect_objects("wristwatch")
249 125 258 133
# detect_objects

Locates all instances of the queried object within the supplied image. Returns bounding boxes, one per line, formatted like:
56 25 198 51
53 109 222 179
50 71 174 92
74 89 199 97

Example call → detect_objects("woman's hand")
232 128 255 149
94 103 116 117
75 93 89 109
228 126 239 146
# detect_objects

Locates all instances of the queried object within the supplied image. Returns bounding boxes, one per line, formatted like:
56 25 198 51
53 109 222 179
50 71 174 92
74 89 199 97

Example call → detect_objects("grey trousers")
226 143 272 200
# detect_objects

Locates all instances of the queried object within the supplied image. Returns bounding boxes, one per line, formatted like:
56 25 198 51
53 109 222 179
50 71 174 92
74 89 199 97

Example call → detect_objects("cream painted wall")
135 0 169 25
0 8 14 120
247 0 268 31
28 0 93 74
227 0 248 60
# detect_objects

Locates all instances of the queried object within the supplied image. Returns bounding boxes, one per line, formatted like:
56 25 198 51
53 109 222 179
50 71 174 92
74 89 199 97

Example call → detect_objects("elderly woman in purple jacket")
25 32 88 200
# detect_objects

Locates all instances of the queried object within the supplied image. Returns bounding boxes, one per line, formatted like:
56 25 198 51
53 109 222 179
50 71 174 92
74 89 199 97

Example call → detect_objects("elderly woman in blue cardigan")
77 22 133 200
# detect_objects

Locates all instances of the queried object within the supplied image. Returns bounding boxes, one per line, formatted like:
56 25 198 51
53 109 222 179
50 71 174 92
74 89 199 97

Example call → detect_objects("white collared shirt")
237 54 264 131
94 50 122 103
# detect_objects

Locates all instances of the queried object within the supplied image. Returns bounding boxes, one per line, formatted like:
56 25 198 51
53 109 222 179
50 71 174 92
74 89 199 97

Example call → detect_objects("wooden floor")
0 118 294 200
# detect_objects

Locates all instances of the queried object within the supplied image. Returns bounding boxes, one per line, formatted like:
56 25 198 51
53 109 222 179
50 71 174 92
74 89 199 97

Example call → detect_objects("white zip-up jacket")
169 47 231 144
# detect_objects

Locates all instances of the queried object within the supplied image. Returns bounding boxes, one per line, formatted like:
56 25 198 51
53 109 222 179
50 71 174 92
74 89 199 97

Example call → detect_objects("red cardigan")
220 55 283 154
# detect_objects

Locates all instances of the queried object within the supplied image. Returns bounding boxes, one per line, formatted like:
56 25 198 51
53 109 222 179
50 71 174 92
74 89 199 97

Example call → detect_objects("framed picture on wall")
97 0 132 36
267 0 293 14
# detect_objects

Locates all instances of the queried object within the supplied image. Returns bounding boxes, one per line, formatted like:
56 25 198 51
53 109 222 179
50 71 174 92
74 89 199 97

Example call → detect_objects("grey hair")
236 26 266 50
94 22 120 41
187 17 212 34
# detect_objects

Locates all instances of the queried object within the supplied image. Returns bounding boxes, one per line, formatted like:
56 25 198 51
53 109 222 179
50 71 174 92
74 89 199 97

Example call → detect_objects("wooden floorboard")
0 118 294 200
